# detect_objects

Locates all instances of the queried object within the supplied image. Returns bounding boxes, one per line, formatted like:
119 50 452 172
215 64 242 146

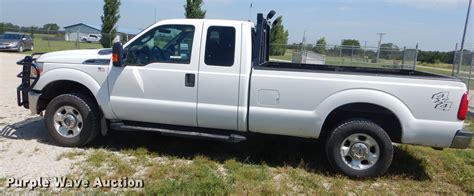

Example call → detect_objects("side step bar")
109 122 247 143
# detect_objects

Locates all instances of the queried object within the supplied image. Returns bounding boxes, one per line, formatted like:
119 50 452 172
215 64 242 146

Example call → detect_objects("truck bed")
257 62 458 80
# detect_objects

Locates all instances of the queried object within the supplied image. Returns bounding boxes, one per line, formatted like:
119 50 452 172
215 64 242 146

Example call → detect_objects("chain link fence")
452 43 474 89
0 27 133 53
270 43 419 70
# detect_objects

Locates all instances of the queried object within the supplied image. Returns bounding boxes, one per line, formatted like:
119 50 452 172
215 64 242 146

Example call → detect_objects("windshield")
0 33 22 40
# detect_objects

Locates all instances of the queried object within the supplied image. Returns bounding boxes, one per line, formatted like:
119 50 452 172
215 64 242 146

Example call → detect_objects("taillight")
458 92 469 120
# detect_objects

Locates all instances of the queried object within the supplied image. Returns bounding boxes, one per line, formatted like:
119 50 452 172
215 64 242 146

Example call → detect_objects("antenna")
248 0 253 21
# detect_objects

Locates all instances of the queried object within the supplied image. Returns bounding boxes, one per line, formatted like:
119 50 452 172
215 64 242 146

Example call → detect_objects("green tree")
341 39 360 47
0 23 20 33
313 37 327 54
100 0 121 48
379 43 401 60
42 23 60 31
184 0 206 19
341 39 361 56
269 16 289 56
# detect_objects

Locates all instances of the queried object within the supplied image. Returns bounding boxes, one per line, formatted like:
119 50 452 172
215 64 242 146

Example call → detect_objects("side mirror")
22 37 27 41
112 42 124 67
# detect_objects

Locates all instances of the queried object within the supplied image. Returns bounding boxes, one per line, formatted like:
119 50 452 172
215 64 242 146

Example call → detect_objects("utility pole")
458 0 472 75
376 32 386 63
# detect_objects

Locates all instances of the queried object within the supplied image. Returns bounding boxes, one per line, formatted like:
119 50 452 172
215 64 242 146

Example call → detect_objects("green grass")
56 150 86 161
54 126 473 194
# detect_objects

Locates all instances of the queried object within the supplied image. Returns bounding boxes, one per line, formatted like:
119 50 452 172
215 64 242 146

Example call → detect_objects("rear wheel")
325 119 393 178
44 93 100 147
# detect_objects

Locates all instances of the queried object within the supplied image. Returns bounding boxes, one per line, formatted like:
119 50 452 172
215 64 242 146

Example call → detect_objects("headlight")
8 42 18 47
32 62 44 77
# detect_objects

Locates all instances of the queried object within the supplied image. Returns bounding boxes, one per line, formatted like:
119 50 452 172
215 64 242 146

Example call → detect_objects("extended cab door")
108 21 203 127
197 22 242 130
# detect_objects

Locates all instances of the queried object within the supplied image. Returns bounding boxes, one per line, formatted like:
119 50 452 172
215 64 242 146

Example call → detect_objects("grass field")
58 123 473 194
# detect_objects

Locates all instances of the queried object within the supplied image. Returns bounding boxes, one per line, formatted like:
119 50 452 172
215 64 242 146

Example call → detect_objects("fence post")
402 46 406 70
76 28 80 49
452 43 458 76
413 43 419 71
468 53 474 90
351 44 354 63
339 46 343 64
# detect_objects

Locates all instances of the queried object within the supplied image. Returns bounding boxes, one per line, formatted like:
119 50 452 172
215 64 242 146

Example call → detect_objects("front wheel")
325 119 393 178
17 44 23 53
44 94 100 147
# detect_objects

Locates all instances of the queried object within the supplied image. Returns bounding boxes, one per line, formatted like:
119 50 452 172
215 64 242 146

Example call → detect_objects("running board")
109 122 247 143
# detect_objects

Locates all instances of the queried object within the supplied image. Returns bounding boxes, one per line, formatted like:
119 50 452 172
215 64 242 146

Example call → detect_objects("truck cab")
108 19 253 131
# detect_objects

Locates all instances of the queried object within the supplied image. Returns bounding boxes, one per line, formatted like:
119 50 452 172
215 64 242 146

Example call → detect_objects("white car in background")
81 34 101 43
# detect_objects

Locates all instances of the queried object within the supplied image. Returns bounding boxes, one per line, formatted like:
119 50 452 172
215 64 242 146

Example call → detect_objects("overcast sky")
1 0 473 51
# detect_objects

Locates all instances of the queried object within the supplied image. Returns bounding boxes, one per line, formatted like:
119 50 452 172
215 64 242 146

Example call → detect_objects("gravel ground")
0 52 79 179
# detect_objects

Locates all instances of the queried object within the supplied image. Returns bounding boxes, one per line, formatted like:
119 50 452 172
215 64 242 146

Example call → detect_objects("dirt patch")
0 52 80 179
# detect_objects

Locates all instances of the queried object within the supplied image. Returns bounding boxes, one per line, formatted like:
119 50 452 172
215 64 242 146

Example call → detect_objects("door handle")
185 73 195 87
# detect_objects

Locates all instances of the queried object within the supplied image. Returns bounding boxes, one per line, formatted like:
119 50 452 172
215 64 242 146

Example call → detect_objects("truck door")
197 22 242 130
108 21 203 127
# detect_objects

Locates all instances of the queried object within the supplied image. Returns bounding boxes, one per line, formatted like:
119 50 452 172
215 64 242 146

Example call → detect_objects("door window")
125 25 195 66
204 26 236 67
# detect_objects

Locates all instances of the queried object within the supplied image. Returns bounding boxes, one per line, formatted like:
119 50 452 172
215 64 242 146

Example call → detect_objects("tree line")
310 37 466 64
0 22 61 34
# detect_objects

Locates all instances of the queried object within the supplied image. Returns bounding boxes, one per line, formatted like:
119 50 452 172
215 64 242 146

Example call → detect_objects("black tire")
17 44 23 53
44 93 100 147
325 119 393 178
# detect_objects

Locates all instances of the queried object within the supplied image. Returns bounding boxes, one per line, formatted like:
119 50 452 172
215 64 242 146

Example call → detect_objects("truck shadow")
1 117 430 181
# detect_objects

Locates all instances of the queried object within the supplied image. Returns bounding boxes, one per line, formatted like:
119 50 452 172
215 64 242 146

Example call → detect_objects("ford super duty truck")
16 11 472 177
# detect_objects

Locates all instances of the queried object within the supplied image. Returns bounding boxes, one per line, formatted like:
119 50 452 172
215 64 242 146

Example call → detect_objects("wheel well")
320 103 402 143
37 80 97 112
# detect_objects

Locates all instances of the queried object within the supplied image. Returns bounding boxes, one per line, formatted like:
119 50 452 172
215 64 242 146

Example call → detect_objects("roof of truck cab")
158 19 254 26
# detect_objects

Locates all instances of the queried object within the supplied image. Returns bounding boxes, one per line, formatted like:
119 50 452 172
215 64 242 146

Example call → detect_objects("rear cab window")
204 26 236 67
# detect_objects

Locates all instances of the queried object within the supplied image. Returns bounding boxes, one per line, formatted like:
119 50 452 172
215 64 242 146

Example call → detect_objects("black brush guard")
16 53 44 108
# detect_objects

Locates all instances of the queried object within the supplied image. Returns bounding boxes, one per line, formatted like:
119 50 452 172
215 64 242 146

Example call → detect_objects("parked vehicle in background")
81 34 101 43
0 32 34 52
15 11 473 178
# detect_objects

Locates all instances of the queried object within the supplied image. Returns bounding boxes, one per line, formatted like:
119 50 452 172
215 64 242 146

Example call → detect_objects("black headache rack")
253 11 276 67
16 53 44 108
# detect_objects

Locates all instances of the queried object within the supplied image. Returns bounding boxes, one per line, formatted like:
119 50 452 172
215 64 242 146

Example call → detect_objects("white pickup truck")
16 11 472 177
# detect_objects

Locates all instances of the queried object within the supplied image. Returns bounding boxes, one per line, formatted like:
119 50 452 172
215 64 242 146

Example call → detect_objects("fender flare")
315 88 417 138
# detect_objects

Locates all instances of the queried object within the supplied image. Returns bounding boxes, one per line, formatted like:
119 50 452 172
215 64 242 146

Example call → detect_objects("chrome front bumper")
450 130 473 149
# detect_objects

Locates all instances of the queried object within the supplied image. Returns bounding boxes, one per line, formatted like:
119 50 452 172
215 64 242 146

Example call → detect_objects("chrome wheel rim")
53 106 83 138
340 133 380 170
